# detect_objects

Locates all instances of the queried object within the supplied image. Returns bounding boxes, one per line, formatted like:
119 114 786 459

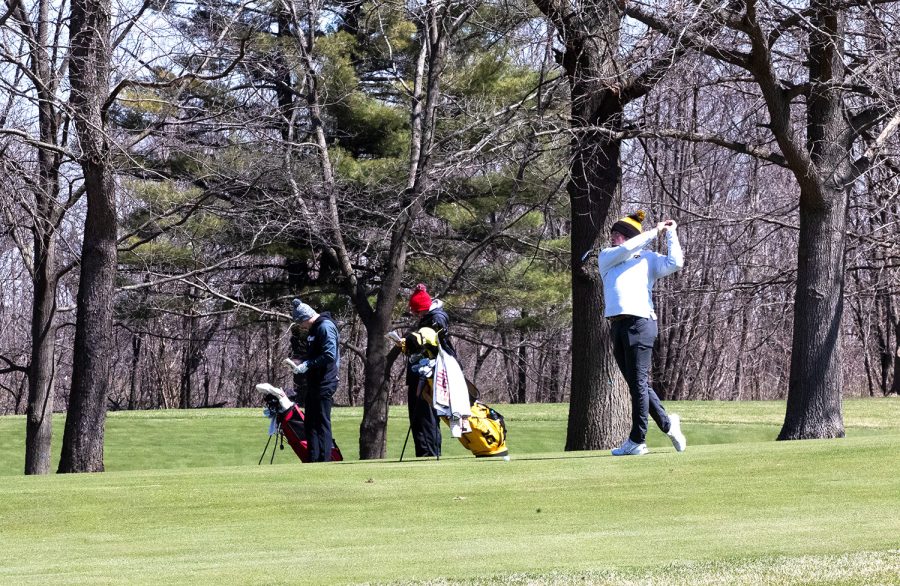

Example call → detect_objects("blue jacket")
306 313 340 394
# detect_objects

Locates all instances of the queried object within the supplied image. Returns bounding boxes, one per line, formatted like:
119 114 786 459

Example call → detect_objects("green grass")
1 399 899 584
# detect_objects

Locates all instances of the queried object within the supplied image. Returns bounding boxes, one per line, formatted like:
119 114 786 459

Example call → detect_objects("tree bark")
890 319 900 396
358 321 398 459
58 0 116 473
777 0 847 439
548 338 561 402
550 0 631 450
566 146 629 449
516 329 528 403
128 334 142 410
779 194 846 438
530 0 684 448
21 0 65 475
26 231 58 474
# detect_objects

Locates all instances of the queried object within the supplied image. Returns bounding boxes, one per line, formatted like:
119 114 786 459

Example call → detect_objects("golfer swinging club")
599 210 687 456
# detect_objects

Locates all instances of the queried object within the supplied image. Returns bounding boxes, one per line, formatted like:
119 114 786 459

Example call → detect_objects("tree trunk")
58 0 116 473
202 363 211 407
25 232 58 474
566 160 629 449
548 338 561 402
516 330 528 403
779 193 846 438
890 319 900 396
24 0 65 474
179 302 199 409
128 334 142 410
732 309 751 401
358 316 398 459
778 1 847 440
58 163 117 472
357 5 453 458
563 58 630 448
179 335 193 409
531 0 634 449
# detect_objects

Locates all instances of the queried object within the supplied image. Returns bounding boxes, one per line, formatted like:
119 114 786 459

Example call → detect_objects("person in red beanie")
404 284 459 457
408 284 431 315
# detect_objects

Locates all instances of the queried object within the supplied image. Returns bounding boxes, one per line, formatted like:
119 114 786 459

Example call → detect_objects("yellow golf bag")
401 327 509 458
456 401 508 458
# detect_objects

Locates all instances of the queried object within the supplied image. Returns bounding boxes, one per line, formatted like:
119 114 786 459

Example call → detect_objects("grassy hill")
1 399 899 584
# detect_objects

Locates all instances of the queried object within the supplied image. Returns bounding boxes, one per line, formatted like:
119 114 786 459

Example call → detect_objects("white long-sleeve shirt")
598 228 684 319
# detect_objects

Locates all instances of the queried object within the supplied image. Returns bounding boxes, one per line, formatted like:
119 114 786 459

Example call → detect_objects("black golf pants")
305 387 334 462
408 381 442 457
610 316 671 444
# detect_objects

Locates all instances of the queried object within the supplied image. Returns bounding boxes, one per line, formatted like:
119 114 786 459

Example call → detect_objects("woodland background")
1 0 898 471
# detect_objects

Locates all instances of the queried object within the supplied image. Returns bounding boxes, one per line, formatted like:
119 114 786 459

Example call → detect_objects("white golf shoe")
666 413 687 452
611 438 648 456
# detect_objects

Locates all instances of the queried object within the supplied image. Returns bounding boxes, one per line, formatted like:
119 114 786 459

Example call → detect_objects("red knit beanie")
409 284 432 314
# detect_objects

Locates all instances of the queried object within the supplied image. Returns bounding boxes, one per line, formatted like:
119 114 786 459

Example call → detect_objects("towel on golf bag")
273 404 343 463
431 347 472 436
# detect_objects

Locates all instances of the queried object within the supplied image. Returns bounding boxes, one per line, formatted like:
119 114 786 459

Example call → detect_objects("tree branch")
103 35 249 113
846 110 900 184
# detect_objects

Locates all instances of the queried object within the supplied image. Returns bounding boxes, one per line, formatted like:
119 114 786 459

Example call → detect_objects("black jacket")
417 303 458 359
305 313 340 394
406 301 459 388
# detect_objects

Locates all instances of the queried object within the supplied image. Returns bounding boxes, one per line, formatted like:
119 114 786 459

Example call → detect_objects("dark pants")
408 380 442 457
305 387 334 462
610 316 671 444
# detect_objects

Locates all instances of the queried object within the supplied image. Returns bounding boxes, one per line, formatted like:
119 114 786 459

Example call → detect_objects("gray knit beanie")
291 298 315 322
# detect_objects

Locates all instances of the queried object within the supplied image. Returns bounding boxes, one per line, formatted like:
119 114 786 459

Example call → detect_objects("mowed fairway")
1 399 899 585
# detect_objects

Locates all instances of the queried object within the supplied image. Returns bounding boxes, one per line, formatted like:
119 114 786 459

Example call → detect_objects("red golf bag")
260 395 343 464
277 403 343 463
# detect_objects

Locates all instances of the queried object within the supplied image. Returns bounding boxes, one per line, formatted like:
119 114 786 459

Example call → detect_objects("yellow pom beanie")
611 210 645 239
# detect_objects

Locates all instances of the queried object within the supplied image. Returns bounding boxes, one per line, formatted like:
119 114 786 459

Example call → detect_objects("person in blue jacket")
598 211 687 456
289 298 340 462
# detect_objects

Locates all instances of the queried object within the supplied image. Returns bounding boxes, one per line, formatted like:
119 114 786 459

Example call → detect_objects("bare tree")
58 0 118 473
628 0 900 439
532 0 708 449
1 0 83 473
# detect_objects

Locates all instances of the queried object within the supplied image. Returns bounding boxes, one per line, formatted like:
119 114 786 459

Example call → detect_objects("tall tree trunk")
548 338 561 402
202 363 211 407
732 309 751 401
128 334 142 410
357 3 455 458
566 144 629 449
58 0 116 473
358 316 398 459
890 319 900 396
779 192 847 438
179 297 200 409
26 232 58 474
24 0 65 474
516 330 528 404
564 64 629 449
778 1 847 439
531 0 655 450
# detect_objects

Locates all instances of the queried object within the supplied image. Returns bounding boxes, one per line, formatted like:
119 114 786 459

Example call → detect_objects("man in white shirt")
598 210 687 456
